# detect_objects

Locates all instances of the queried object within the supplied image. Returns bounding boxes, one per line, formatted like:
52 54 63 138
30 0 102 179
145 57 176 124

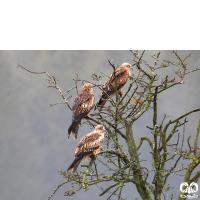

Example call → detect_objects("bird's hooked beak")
129 66 133 70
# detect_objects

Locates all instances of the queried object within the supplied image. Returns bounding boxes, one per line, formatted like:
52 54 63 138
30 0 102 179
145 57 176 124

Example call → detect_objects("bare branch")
137 137 153 151
194 119 200 154
99 182 119 196
17 64 72 110
181 118 187 151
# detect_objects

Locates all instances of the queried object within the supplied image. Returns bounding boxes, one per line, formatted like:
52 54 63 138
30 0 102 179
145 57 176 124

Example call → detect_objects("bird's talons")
118 90 123 97
84 115 90 119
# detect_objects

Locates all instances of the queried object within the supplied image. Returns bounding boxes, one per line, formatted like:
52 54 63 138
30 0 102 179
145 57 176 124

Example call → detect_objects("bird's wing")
75 131 104 157
72 93 95 120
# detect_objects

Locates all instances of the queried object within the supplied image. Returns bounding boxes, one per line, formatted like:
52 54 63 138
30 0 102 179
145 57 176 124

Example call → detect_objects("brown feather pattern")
96 63 132 109
68 83 95 139
67 125 105 173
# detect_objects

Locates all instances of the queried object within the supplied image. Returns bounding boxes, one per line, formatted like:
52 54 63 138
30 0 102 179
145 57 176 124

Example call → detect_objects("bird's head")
95 125 105 132
121 63 133 70
82 83 93 92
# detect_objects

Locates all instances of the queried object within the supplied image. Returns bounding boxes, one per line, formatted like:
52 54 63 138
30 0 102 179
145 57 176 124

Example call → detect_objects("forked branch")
17 64 72 110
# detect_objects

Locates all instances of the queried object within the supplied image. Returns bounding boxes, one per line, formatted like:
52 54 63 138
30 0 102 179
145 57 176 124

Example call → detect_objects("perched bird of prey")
67 125 105 173
96 63 133 109
68 83 95 140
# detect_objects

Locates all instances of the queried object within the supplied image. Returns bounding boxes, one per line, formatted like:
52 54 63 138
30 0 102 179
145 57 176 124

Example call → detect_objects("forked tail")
68 120 81 139
95 95 108 110
67 156 83 173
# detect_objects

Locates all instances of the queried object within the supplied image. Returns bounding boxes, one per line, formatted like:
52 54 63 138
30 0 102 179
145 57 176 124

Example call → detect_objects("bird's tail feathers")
68 120 81 140
96 91 114 110
96 97 107 110
67 156 83 173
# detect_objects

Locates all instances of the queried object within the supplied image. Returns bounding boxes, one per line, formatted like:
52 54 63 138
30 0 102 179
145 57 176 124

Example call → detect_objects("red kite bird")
67 125 105 173
96 63 133 109
68 83 95 140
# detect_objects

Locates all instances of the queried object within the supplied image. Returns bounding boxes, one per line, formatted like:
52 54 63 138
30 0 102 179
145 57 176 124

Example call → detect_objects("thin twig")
17 64 72 110
181 118 187 151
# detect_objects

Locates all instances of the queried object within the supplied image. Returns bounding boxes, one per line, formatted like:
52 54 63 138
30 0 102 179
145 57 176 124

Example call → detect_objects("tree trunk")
125 120 153 200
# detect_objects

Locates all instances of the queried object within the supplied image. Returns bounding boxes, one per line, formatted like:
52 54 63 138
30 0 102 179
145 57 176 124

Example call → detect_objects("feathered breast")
72 93 95 120
102 69 129 95
75 132 104 156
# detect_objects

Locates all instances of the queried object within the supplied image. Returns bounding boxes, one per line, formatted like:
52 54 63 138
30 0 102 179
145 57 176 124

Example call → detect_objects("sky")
0 50 200 200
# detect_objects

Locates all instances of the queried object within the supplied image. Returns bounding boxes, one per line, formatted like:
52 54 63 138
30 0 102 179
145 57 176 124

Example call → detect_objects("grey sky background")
0 50 200 200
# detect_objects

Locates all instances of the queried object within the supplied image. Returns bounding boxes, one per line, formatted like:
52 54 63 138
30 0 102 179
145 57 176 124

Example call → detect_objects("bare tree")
18 51 200 200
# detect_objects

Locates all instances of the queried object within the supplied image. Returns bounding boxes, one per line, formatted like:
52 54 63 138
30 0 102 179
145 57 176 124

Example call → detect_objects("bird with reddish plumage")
67 125 105 173
96 63 133 109
68 83 95 140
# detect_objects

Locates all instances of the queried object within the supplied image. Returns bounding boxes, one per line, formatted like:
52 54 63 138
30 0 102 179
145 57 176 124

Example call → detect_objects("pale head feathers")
120 63 133 70
95 125 105 132
82 83 93 93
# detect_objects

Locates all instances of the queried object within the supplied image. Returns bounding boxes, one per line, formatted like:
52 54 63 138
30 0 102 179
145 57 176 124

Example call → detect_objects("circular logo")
180 182 198 199
188 182 198 194
180 182 189 193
